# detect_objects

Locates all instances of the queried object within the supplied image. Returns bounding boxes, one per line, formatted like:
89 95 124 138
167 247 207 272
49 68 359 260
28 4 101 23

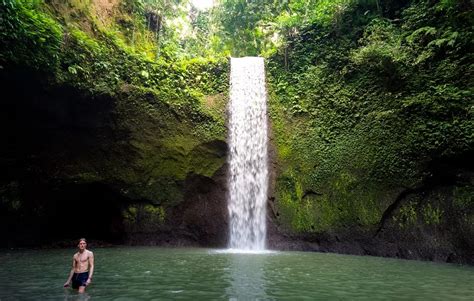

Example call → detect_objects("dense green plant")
266 0 473 233
1 0 472 239
1 0 229 98
0 0 63 71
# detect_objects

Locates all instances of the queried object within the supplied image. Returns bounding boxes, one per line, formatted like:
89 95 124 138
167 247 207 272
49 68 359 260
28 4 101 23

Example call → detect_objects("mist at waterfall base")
227 57 269 252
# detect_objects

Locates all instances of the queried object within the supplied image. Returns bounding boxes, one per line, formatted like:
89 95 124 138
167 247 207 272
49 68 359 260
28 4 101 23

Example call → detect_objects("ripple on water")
0 247 473 300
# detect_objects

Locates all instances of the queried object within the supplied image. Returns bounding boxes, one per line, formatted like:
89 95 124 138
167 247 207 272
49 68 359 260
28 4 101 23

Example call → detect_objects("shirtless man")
64 238 94 293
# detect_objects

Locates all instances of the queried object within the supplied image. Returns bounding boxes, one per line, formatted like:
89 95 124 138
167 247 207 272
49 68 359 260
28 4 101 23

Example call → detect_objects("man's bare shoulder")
87 250 94 256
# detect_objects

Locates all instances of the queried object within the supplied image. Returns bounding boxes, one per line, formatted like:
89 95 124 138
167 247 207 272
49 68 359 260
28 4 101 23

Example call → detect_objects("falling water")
228 57 269 251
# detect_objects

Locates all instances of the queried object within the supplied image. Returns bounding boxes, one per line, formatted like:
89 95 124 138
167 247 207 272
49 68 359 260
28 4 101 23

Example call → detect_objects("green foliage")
393 201 417 229
275 173 316 232
422 203 443 225
117 0 191 60
179 57 229 95
0 0 63 71
453 185 474 209
393 197 446 229
0 3 230 110
1 0 472 237
212 0 269 56
453 185 474 228
144 204 166 224
350 19 408 85
183 8 217 58
122 204 166 232
269 0 473 233
211 0 357 56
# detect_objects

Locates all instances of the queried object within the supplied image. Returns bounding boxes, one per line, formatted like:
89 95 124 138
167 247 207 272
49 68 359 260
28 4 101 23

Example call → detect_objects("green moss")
314 196 341 231
268 0 472 236
110 89 225 204
422 203 443 225
393 201 418 229
0 0 63 71
123 204 166 232
70 27 101 50
78 83 227 205
162 136 199 157
277 144 291 161
285 163 383 231
453 185 474 228
189 148 226 178
123 205 138 223
180 57 230 95
143 204 166 224
275 169 382 233
201 94 226 115
453 186 474 209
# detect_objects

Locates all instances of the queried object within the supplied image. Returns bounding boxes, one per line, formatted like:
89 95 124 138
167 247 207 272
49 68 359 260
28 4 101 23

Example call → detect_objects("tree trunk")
155 14 162 59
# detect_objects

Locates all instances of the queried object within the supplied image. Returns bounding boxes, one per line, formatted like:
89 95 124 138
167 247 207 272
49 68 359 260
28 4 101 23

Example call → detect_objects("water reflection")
225 254 268 300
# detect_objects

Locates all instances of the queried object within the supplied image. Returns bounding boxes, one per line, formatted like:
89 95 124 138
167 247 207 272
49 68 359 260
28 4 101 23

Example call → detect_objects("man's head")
77 238 87 250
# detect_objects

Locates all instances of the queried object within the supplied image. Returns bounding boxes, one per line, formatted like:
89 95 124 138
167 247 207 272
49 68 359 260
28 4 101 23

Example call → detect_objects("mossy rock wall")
266 0 473 264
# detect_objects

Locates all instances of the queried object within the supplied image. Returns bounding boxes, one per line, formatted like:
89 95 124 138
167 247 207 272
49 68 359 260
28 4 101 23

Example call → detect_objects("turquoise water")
0 247 473 300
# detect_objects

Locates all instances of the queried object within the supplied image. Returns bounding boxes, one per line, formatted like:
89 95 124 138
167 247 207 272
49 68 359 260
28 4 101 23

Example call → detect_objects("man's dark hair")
78 238 87 244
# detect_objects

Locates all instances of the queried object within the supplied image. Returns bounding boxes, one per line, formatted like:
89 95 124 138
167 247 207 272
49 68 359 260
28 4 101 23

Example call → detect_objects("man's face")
78 241 87 250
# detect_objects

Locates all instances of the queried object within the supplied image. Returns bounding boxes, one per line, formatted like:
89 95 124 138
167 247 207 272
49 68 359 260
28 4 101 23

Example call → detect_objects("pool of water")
0 247 473 300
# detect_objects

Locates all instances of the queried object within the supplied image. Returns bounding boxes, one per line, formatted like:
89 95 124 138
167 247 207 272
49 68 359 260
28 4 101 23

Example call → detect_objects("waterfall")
228 57 269 251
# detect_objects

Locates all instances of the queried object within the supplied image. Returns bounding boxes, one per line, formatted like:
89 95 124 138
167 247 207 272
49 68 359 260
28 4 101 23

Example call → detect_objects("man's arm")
86 251 94 286
64 256 76 287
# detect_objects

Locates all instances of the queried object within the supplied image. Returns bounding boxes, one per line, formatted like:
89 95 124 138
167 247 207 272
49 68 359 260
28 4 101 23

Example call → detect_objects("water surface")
0 247 473 300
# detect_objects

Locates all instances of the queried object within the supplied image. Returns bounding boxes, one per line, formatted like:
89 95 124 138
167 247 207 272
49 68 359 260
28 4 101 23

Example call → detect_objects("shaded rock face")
0 68 229 248
179 165 229 247
1 182 127 247
0 70 114 246
124 165 229 247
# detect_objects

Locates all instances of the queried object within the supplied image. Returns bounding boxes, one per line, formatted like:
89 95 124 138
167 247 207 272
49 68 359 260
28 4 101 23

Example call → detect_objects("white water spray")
228 57 269 251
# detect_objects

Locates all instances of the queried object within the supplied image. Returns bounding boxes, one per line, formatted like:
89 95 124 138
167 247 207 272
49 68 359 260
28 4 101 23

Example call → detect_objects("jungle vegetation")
0 0 472 240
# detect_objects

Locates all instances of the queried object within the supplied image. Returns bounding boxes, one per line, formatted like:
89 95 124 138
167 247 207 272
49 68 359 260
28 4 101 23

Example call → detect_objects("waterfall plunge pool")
1 247 473 300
